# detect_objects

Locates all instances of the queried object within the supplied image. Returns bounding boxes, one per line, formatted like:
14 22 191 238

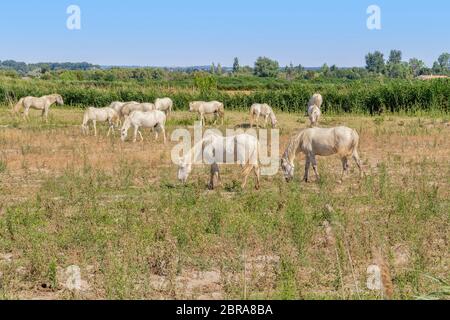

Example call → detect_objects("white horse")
189 101 225 126
121 110 167 143
177 132 261 190
281 126 364 183
308 105 322 127
249 103 278 128
155 98 173 116
108 101 137 126
308 93 323 127
13 94 64 121
81 107 119 137
120 102 156 118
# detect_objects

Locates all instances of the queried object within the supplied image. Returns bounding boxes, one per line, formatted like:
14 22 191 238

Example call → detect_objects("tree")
254 57 279 77
432 61 442 74
210 63 216 74
217 63 223 75
320 63 330 77
232 57 240 73
388 50 402 65
409 58 426 77
437 52 450 72
387 62 411 79
365 51 385 74
285 62 295 80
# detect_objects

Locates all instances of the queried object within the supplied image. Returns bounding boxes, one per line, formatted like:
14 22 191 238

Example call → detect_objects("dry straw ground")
0 107 448 300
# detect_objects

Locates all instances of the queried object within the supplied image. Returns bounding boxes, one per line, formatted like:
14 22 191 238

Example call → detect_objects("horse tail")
13 98 24 114
168 100 173 116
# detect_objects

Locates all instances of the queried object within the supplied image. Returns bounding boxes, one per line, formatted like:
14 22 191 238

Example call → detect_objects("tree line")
0 50 448 82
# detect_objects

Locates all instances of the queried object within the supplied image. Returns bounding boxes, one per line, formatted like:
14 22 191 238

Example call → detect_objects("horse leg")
254 165 261 190
311 155 320 182
138 130 144 142
241 164 253 189
161 126 166 144
43 106 50 122
154 127 159 142
107 120 114 137
264 115 269 128
133 126 139 143
93 121 97 137
340 157 349 182
23 107 29 121
304 158 311 183
352 150 364 179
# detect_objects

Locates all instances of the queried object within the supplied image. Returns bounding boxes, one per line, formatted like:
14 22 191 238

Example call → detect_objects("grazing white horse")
177 133 261 190
121 110 167 143
13 94 64 121
155 98 173 116
249 103 278 128
81 107 119 137
120 102 156 118
189 101 225 126
308 93 323 127
281 126 364 183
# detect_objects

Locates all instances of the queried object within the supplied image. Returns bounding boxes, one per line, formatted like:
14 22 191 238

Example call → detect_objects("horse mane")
283 130 306 163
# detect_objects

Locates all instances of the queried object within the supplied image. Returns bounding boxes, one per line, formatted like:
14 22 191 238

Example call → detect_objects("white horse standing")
308 93 323 127
281 126 364 183
121 110 167 143
81 107 119 137
249 103 278 128
120 102 156 118
189 101 225 126
177 133 261 190
13 94 64 121
155 98 173 116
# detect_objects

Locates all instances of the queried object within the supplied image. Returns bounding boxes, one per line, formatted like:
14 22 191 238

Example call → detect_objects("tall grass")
1 76 448 114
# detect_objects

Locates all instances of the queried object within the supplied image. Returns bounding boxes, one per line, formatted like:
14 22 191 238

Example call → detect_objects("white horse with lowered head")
121 110 167 143
13 94 64 121
308 93 323 127
81 107 119 137
155 98 173 116
249 103 278 128
189 101 225 126
177 132 261 190
281 126 364 183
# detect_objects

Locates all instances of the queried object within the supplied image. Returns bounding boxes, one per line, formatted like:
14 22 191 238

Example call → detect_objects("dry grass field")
0 106 449 300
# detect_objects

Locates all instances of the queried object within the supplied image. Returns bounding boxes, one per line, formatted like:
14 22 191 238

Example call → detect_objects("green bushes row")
0 77 448 114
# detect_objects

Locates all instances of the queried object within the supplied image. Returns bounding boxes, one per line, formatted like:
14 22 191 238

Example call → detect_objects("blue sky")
0 0 448 67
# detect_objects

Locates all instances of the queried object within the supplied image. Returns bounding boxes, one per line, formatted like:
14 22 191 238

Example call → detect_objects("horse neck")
46 95 57 103
284 130 305 164
269 111 276 124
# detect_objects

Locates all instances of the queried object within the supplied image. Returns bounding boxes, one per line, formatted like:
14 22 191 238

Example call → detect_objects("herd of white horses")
12 93 364 189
